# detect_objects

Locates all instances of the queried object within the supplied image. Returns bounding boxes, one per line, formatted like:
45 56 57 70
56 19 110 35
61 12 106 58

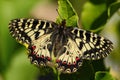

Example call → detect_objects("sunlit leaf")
56 0 78 27
108 2 120 17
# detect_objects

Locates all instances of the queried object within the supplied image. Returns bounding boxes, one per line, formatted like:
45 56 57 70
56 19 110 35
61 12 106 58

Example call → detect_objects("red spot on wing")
73 61 76 65
63 61 67 64
41 55 44 58
68 62 71 66
31 46 36 54
76 57 80 61
56 59 61 63
32 45 36 50
32 51 36 54
47 57 51 61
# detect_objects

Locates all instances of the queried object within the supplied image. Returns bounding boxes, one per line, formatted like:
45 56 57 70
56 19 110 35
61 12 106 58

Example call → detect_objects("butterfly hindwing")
28 33 53 66
71 28 113 60
56 38 83 73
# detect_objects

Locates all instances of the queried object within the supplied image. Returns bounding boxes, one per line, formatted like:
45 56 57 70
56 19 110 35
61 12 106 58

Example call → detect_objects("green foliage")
95 71 115 80
81 2 107 30
56 0 78 27
0 0 119 80
5 48 39 80
0 0 40 77
108 2 120 17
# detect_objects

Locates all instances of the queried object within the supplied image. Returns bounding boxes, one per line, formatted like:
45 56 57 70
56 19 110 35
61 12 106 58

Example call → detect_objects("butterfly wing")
48 27 113 73
9 18 57 66
9 18 56 47
56 38 83 73
70 28 113 60
28 33 53 66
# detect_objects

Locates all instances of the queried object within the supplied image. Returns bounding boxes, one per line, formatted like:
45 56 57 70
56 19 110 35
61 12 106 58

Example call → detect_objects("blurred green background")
0 0 120 80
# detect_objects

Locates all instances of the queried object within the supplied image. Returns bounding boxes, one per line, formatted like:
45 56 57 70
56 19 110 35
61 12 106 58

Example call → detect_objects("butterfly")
9 18 113 73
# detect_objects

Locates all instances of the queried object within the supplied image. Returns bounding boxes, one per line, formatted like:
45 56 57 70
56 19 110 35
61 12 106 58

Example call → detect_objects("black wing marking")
56 38 83 73
9 18 56 46
28 33 53 66
71 28 113 60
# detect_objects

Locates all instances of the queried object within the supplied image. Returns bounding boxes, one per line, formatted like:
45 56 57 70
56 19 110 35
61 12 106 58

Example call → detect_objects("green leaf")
5 48 39 80
108 2 120 17
95 71 116 80
56 0 78 27
81 1 107 30
0 0 39 74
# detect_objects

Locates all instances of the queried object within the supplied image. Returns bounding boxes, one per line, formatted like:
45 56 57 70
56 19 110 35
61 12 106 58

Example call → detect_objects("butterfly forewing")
9 18 56 46
71 28 113 60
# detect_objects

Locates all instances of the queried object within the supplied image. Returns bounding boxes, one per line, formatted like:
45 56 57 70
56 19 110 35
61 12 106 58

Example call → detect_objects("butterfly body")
9 18 113 73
